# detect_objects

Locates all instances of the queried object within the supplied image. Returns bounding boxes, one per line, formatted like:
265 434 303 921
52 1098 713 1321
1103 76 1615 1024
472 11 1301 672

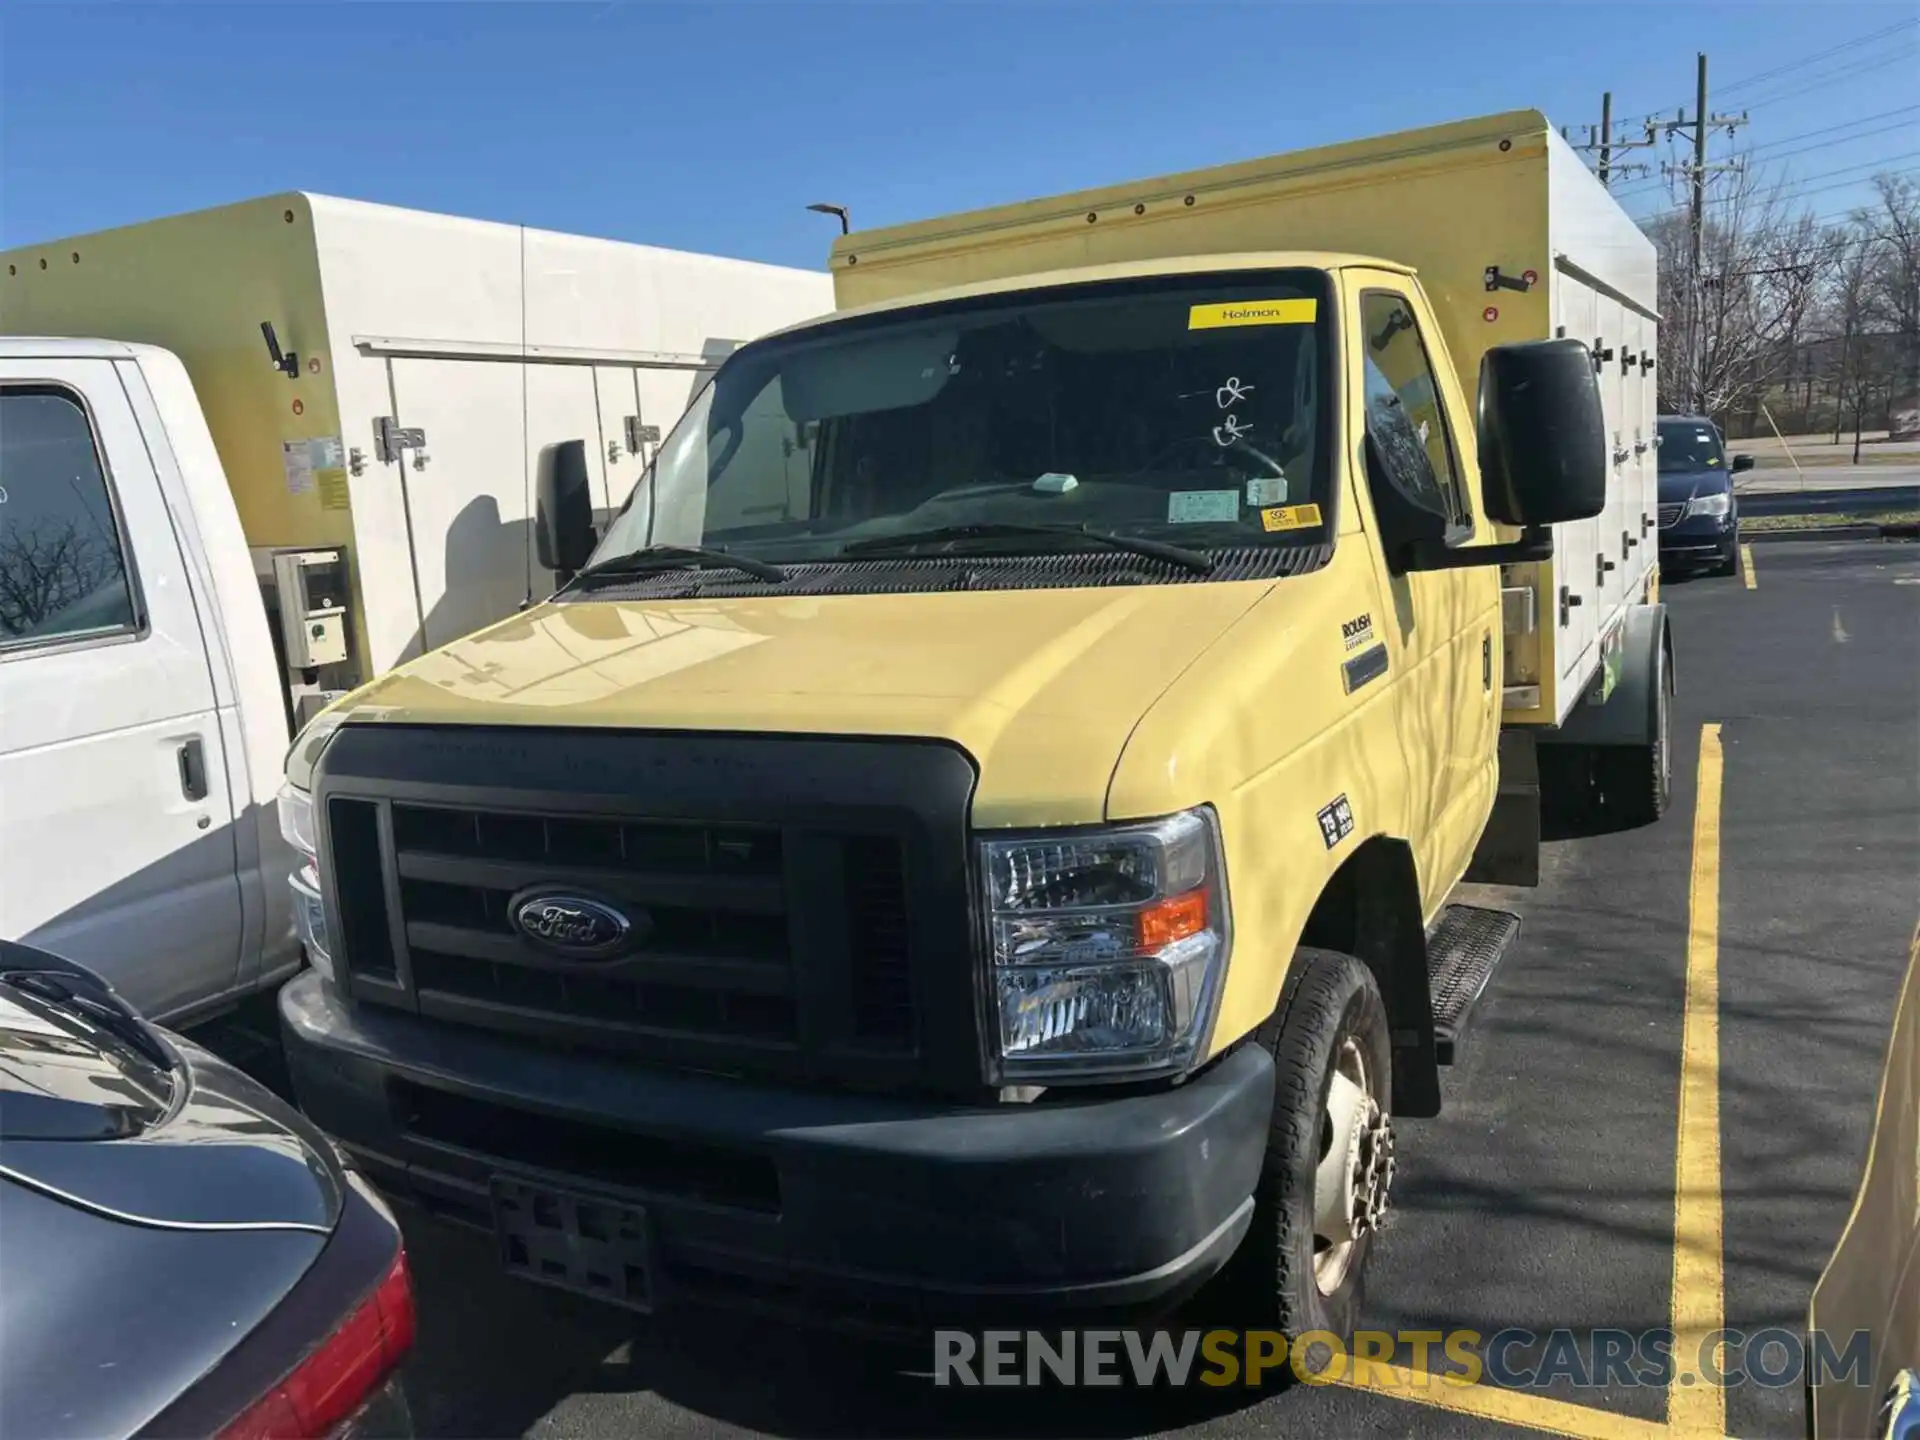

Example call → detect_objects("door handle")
178 738 209 802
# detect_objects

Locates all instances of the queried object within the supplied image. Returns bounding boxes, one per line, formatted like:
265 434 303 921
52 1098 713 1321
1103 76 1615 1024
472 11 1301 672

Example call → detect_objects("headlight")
1686 491 1731 520
277 780 317 857
284 709 347 792
277 780 332 979
979 808 1231 1083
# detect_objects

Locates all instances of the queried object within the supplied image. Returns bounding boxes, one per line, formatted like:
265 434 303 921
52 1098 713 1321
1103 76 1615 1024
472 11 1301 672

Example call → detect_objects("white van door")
0 360 242 1019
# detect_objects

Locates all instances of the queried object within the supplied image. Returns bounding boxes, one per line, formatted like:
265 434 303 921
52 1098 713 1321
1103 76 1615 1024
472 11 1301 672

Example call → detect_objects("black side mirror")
1730 452 1755 473
535 440 597 579
1477 339 1608 527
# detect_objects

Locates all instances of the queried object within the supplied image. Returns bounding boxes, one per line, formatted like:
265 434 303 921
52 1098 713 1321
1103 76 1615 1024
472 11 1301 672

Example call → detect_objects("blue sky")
1 2 1915 266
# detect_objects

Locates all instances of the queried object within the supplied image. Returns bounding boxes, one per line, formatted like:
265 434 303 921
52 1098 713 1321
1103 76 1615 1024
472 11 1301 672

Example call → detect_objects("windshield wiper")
0 969 175 1072
839 523 1214 574
561 544 788 593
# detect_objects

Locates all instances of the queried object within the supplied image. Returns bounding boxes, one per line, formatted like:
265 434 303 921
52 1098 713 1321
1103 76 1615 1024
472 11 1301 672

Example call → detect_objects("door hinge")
624 417 660 455
1482 633 1493 691
373 415 427 465
1560 586 1582 626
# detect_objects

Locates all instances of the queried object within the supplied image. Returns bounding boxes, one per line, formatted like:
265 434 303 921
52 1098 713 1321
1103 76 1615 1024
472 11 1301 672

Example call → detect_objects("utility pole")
1661 53 1748 412
1690 54 1708 410
1599 91 1612 189
1571 92 1655 191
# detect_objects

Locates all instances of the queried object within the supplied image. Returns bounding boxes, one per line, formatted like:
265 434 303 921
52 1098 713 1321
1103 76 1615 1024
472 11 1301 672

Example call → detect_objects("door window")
1359 292 1471 530
0 389 139 650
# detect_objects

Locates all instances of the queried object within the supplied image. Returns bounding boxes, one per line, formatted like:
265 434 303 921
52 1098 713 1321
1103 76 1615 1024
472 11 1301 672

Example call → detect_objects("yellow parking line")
1669 723 1726 1437
1740 545 1757 589
1344 725 1734 1440
1342 1363 1671 1438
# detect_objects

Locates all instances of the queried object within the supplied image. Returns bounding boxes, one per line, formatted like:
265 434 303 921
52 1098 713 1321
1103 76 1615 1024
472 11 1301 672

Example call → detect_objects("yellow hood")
335 585 1270 827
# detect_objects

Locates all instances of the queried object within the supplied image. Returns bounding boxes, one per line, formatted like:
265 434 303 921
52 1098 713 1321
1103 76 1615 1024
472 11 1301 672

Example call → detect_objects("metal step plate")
1426 903 1521 1064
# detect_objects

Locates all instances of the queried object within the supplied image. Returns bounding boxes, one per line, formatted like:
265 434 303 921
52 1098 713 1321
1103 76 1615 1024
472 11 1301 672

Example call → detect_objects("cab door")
0 361 242 1018
1346 275 1500 910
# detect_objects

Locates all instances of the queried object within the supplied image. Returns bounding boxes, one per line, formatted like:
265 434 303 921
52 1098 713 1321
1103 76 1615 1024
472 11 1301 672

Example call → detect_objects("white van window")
0 389 140 649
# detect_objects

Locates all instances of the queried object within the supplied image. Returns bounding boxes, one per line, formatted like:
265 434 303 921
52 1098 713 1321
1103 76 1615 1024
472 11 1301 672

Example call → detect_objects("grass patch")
1744 510 1920 533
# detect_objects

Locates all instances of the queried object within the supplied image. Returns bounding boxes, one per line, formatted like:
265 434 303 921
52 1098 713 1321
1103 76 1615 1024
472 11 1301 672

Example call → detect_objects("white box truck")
0 197 831 1020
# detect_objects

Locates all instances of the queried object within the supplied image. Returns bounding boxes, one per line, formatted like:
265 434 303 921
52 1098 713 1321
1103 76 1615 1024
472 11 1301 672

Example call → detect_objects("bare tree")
1864 174 1920 432
0 516 126 638
1828 231 1880 461
1648 167 1826 419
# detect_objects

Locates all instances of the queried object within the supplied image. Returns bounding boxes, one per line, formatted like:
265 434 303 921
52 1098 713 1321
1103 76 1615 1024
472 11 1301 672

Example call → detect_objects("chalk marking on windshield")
1213 415 1252 447
1216 376 1254 408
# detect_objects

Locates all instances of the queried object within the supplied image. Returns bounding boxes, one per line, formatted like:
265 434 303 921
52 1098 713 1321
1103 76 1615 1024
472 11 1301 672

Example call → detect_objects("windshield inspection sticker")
1188 298 1319 330
1168 490 1240 523
1246 475 1288 507
1316 794 1356 850
1260 503 1322 532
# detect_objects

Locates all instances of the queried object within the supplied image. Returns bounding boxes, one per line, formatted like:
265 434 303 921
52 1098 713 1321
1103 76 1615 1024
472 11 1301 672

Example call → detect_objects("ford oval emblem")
508 890 639 959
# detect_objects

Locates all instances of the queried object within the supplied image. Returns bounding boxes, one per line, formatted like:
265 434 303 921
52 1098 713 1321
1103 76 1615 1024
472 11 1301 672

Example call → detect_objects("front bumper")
278 971 1272 1330
1658 512 1737 563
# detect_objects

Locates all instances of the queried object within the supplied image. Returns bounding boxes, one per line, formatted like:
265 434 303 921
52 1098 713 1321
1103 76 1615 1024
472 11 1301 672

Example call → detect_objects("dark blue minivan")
1657 415 1752 575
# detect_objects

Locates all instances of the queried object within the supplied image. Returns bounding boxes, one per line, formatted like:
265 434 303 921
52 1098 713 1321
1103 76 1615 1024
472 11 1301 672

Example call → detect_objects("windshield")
591 270 1334 574
1658 419 1726 472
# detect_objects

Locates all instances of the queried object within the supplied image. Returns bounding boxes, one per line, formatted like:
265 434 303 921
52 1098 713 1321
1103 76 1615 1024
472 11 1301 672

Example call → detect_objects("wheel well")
1298 837 1441 1117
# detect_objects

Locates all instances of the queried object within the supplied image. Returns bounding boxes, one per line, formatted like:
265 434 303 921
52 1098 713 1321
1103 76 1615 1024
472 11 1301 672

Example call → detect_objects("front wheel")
1595 638 1672 826
1217 948 1395 1339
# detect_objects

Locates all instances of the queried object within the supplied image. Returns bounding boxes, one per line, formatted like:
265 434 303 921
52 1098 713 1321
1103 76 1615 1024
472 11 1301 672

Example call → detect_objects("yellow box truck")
272 110 1668 1338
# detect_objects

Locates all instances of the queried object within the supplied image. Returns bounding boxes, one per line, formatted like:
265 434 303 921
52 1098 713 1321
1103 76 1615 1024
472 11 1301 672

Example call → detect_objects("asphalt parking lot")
196 536 1919 1440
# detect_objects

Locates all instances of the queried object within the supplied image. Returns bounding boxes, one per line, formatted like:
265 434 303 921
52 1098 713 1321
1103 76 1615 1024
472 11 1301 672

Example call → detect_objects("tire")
1215 948 1395 1341
1594 639 1672 826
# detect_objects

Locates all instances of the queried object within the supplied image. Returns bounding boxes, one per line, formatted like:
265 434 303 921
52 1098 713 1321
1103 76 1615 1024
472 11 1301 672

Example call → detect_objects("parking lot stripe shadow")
1669 723 1726 1438
1341 1362 1673 1439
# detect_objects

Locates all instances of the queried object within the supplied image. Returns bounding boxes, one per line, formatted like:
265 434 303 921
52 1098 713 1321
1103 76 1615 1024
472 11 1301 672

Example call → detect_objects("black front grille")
386 801 805 1046
1658 502 1685 528
314 727 981 1095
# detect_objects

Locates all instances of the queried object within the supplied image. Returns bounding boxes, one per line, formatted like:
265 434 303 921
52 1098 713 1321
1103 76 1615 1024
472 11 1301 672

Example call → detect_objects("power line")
1635 168 1920 229
1608 116 1919 199
1611 19 1916 128
1622 150 1920 212
1741 105 1920 158
1636 165 1920 226
1711 18 1915 97
1735 44 1920 112
1754 121 1920 167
